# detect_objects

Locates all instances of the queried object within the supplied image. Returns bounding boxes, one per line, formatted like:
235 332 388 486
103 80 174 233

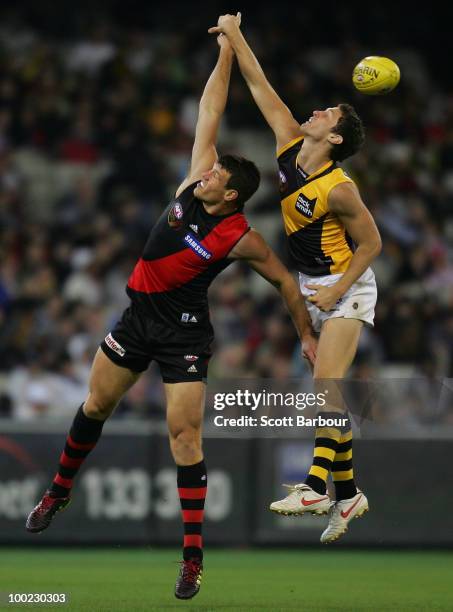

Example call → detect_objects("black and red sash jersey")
127 182 250 331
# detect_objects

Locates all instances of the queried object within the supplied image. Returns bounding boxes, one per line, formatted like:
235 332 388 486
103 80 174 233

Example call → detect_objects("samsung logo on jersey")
184 233 212 260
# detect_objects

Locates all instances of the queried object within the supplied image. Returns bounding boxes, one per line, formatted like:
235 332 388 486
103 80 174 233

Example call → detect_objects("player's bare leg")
313 317 363 379
166 381 205 465
165 381 206 599
271 318 369 533
84 348 142 419
26 349 141 533
313 318 369 542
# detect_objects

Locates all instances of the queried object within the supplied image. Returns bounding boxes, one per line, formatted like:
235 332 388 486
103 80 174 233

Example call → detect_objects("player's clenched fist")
216 31 233 50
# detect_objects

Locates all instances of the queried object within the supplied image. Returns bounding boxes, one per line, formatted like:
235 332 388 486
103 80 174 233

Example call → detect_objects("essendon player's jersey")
127 182 250 330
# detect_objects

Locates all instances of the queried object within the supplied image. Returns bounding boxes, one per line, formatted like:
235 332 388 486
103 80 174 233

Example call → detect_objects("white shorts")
299 267 377 333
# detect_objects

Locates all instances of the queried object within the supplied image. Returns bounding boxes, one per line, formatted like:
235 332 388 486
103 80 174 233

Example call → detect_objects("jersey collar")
296 158 334 181
296 158 336 186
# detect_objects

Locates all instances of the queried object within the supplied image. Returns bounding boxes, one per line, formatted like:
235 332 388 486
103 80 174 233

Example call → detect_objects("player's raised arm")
209 14 301 151
229 229 317 365
176 27 237 198
306 183 382 312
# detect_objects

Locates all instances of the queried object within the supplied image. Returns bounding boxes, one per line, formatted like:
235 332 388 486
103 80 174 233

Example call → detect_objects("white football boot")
320 490 369 543
270 483 331 516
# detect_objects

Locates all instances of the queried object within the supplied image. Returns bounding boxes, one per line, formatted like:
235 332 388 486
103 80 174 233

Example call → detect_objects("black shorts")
100 303 213 383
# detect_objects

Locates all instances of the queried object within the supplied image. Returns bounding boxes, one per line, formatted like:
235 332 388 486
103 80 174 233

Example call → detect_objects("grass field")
1 548 452 611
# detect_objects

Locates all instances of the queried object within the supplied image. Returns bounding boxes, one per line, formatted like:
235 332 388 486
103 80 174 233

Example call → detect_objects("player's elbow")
277 272 297 297
355 235 381 261
359 232 382 259
247 70 267 90
371 234 382 257
198 103 221 118
364 237 382 262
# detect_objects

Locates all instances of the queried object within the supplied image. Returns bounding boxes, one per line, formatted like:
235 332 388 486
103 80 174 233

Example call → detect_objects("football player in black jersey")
26 19 317 600
210 14 382 543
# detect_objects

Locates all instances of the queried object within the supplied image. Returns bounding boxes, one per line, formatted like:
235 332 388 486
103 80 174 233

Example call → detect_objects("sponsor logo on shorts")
181 313 198 323
184 233 212 260
187 365 198 373
184 355 199 361
295 194 317 218
190 315 197 323
105 333 126 357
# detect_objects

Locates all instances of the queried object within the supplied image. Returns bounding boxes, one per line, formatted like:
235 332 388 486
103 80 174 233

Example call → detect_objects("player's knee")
84 392 117 420
170 428 201 459
313 369 345 381
313 371 329 385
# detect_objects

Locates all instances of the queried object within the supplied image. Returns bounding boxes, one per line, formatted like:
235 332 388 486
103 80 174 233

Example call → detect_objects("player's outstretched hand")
302 332 317 367
208 12 242 37
216 32 232 50
306 284 343 312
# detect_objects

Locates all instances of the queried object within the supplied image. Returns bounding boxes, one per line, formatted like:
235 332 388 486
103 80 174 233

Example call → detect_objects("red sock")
49 404 105 497
177 460 207 561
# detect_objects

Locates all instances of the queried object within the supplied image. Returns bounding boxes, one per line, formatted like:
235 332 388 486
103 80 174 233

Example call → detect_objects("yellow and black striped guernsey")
277 136 355 276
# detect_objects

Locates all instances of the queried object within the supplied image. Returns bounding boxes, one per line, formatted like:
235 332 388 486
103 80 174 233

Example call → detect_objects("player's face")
194 163 236 206
300 106 343 141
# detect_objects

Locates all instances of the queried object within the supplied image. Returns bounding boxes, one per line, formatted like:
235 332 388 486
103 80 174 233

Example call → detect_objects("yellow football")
352 56 400 95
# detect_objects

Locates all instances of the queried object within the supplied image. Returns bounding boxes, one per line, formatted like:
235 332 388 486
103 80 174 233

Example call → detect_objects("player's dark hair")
330 103 365 162
218 154 260 209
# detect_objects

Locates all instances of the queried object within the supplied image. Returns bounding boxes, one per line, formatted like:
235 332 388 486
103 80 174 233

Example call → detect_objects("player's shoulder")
327 175 364 213
277 136 304 160
326 166 357 196
224 209 250 236
228 228 266 260
333 165 355 183
175 178 199 200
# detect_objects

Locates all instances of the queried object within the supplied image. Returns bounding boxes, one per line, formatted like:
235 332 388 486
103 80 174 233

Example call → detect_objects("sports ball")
352 56 400 95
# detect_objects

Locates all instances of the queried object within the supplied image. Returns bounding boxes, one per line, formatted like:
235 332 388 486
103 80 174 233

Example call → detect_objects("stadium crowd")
0 7 452 422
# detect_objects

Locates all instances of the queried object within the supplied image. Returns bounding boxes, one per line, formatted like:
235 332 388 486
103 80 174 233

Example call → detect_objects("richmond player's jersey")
127 182 250 330
278 136 355 276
